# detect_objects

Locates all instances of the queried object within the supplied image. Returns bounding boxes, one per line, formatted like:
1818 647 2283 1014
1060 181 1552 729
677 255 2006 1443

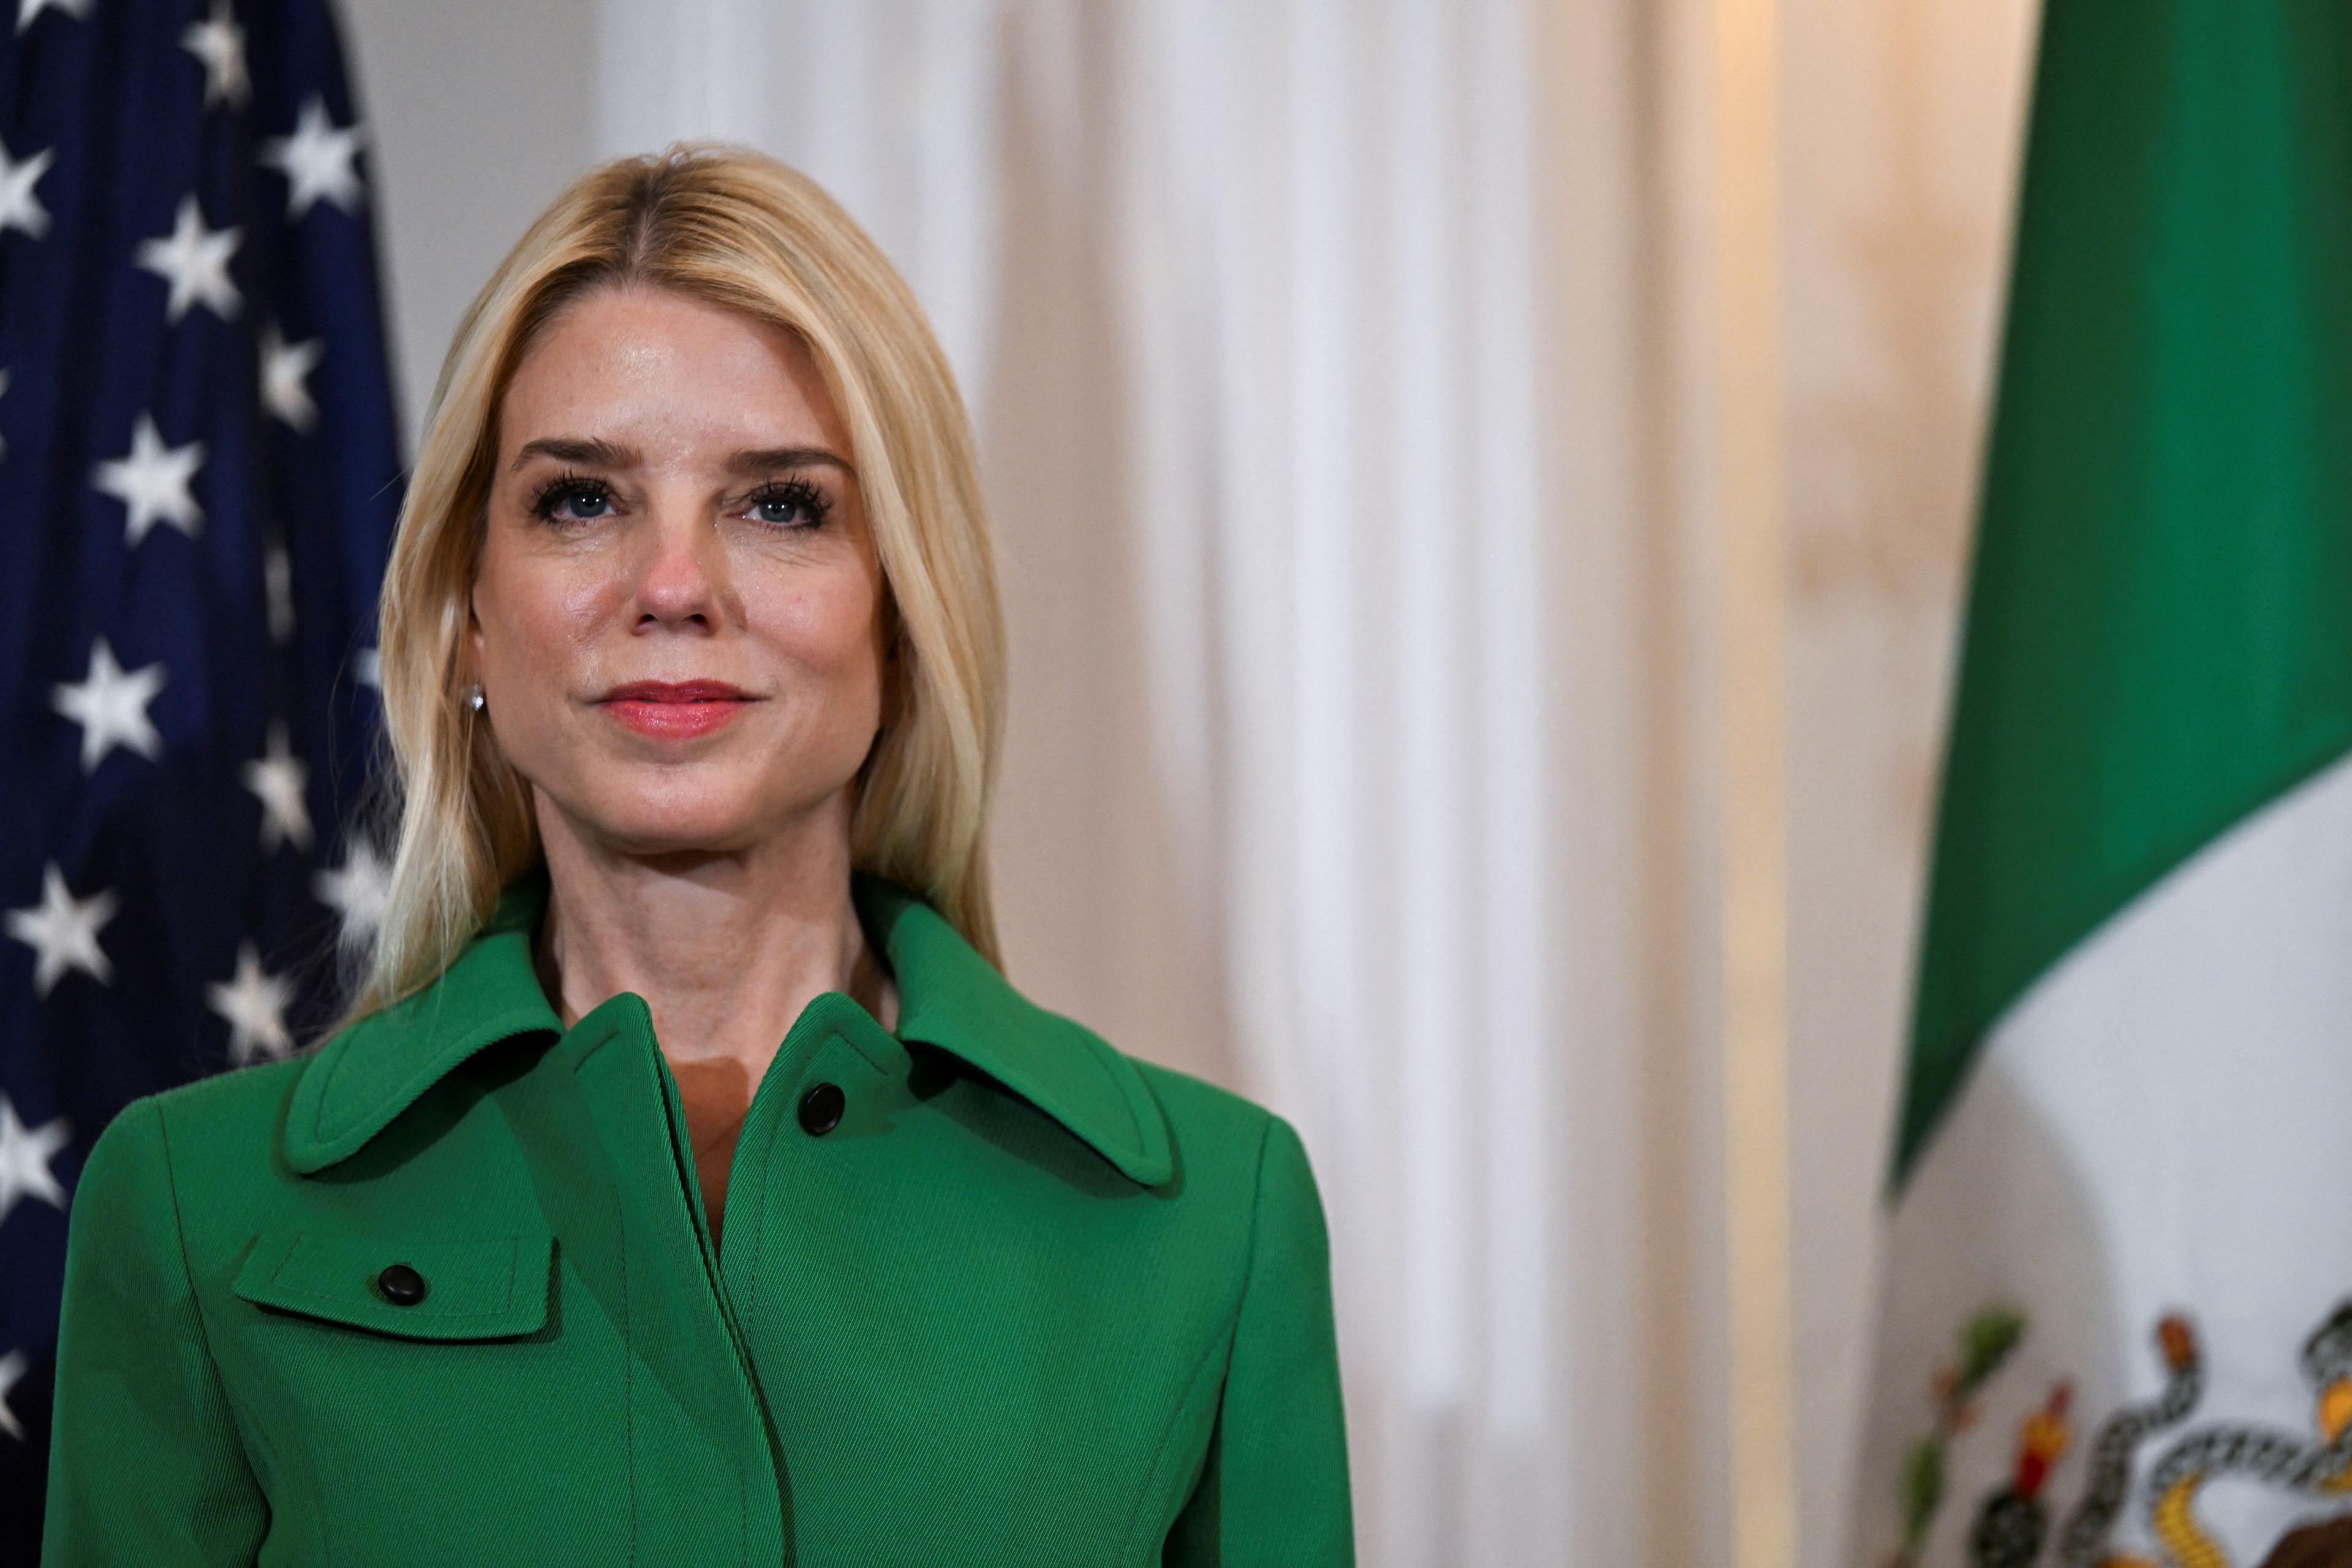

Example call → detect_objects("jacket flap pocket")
233 1227 553 1341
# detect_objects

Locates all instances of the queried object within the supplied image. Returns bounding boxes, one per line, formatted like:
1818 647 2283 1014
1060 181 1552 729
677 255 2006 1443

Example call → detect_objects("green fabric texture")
42 866 1352 1565
1895 0 2352 1185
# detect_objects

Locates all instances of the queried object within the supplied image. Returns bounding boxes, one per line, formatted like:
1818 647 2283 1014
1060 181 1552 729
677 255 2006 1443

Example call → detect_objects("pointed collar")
284 864 1173 1187
852 874 1174 1185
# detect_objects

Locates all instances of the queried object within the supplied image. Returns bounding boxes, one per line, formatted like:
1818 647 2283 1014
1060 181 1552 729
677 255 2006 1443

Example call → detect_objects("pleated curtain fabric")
590 2 1630 1562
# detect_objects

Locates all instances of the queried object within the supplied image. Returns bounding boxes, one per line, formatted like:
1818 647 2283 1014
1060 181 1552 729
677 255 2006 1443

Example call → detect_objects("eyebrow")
508 437 854 476
728 446 854 477
510 436 631 472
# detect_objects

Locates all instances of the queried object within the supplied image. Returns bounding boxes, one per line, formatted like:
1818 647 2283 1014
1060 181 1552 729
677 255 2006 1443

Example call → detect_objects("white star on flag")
260 97 364 219
208 943 294 1065
315 839 391 951
353 646 382 690
0 1095 70 1227
260 322 322 431
15 0 89 35
0 1349 25 1442
0 137 52 239
181 0 248 109
243 722 311 852
92 412 205 545
135 195 241 323
53 637 167 773
6 864 117 997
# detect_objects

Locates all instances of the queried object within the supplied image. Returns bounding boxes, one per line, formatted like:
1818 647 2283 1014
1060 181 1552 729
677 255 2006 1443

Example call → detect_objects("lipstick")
598 679 757 741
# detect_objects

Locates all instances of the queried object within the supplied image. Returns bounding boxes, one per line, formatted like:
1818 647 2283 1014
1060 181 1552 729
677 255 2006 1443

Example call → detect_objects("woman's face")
469 284 890 861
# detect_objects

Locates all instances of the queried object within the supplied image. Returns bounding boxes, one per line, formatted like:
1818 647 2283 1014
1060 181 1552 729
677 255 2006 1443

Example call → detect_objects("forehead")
498 284 846 456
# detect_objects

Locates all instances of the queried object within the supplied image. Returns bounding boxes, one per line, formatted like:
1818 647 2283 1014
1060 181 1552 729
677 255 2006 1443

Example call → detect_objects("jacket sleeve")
42 1096 267 1566
1164 1114 1354 1566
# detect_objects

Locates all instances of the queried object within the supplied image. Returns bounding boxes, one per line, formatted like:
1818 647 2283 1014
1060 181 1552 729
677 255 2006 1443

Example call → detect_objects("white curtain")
344 0 2059 1553
592 2 1716 1562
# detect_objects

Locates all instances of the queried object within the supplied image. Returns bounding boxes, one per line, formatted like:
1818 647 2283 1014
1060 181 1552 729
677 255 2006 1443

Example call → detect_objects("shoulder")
73 1055 310 1237
1122 1055 1327 1221
127 1052 309 1156
1127 1057 1275 1164
1118 1057 1335 1306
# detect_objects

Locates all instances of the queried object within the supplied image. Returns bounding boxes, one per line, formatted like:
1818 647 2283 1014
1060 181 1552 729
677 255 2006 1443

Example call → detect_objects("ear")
465 576 486 680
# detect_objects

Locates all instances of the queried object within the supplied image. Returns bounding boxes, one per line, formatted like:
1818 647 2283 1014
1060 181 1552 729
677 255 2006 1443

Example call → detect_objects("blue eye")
746 478 831 530
531 475 614 524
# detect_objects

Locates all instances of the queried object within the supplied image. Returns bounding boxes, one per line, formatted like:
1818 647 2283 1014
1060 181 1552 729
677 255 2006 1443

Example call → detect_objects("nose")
632 500 726 630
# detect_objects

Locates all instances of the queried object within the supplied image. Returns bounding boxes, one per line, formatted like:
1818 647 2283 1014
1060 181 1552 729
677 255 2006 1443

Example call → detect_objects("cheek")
767 574 884 679
556 574 619 649
480 556 616 665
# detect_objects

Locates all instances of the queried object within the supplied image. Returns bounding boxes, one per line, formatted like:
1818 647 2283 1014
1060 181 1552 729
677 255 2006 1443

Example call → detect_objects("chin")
590 817 761 859
565 767 856 860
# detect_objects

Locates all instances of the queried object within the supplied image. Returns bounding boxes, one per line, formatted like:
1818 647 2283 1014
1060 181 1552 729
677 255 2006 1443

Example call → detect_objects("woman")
42 146 1351 1566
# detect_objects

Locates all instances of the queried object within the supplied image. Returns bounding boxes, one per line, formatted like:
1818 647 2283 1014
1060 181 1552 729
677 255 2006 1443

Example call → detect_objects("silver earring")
466 682 486 714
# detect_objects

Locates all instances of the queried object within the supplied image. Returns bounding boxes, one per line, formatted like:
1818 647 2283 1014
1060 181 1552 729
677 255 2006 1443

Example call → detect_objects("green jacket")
42 867 1352 1566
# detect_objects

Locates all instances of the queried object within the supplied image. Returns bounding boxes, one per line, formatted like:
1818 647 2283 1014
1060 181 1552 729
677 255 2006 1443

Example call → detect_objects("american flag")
0 0 400 1546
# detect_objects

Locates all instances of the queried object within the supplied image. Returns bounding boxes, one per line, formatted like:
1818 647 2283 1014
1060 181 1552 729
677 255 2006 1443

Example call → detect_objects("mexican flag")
1854 4 2352 1568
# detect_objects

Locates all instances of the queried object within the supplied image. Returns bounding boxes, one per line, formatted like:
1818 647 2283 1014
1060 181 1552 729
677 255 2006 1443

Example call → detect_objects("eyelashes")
529 471 616 525
742 477 832 531
527 470 834 533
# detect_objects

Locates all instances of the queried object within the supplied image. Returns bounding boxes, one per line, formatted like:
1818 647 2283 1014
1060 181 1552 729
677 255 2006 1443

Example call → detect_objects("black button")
797 1082 846 1136
376 1264 428 1306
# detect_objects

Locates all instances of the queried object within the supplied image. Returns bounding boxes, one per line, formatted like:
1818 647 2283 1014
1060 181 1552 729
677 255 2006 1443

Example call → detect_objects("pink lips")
598 679 758 740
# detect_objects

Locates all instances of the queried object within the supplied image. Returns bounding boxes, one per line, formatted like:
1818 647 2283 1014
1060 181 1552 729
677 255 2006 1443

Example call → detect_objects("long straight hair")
330 144 1007 1035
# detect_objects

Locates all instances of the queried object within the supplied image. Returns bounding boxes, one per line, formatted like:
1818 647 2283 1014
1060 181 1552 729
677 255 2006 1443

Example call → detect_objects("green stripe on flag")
1897 0 2352 1187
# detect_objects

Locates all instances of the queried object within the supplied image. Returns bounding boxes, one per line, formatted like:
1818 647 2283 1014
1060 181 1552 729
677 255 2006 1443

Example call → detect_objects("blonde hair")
333 143 1006 1033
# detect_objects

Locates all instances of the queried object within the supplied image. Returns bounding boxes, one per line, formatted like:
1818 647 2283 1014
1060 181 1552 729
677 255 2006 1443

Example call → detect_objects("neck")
528 790 898 1072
